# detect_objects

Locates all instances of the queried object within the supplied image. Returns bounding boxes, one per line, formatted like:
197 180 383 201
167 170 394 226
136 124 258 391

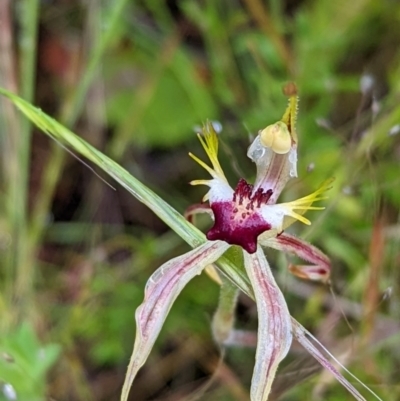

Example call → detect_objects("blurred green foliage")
1 0 400 400
0 323 60 401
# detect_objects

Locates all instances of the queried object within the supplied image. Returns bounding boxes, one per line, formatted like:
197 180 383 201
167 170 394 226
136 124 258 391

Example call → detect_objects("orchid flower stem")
212 279 240 345
12 0 39 310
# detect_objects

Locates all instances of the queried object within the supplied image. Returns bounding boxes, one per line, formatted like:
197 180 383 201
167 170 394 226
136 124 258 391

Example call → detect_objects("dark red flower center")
207 179 273 254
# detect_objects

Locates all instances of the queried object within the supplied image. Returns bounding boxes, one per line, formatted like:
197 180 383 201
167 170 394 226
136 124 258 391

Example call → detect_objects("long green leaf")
0 87 252 297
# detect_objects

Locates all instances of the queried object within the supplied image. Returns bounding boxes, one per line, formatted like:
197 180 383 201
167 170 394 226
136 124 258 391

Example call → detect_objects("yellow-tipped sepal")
189 122 228 183
189 122 233 203
281 178 334 229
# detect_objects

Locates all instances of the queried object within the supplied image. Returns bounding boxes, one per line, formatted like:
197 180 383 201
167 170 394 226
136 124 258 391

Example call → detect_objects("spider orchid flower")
121 85 367 401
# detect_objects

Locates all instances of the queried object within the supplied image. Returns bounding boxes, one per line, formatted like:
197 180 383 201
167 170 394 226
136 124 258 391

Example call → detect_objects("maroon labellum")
207 179 273 253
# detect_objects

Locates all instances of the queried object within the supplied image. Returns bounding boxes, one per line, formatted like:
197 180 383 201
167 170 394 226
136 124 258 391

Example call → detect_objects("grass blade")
0 87 252 296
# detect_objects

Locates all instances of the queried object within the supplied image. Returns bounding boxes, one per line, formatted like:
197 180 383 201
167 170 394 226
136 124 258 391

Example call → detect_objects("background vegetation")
1 0 400 400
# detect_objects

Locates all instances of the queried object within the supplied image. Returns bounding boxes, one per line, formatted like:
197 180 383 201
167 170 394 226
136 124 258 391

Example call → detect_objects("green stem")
0 0 20 326
18 0 39 102
212 279 240 345
13 0 40 306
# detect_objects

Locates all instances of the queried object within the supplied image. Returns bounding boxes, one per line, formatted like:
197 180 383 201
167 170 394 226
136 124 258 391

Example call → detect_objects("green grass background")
0 0 399 400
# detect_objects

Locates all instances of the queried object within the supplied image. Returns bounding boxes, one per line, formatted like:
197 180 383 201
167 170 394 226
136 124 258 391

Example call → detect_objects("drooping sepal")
259 232 331 283
243 246 293 401
120 240 230 401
